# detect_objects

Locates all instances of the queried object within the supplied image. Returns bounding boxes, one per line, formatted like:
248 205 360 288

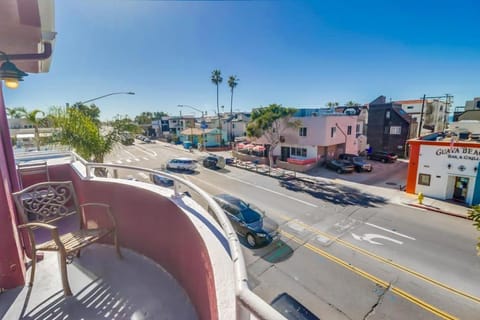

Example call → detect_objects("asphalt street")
105 140 480 320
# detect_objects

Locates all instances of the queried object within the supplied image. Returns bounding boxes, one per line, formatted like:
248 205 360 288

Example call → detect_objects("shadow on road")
247 239 294 263
279 179 387 207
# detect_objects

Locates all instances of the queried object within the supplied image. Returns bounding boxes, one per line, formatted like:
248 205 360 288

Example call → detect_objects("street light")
178 104 207 151
79 91 135 104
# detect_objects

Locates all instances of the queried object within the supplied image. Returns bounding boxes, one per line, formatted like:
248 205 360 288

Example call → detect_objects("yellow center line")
281 230 458 320
277 213 480 305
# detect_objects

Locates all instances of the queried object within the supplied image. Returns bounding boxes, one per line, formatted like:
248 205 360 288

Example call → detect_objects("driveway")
304 159 409 190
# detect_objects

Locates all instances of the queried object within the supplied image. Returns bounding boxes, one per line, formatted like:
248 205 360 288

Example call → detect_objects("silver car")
166 158 197 171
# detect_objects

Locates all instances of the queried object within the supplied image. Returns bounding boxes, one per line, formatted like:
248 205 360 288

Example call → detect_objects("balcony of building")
0 152 284 320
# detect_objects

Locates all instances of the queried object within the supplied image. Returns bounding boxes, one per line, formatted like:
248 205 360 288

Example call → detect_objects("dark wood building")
367 96 416 157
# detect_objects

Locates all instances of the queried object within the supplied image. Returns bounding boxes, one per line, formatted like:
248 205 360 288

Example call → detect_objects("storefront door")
453 177 469 202
280 147 290 161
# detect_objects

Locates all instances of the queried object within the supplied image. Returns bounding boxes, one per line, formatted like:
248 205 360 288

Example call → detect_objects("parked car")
270 293 320 320
150 173 174 187
166 158 197 171
325 160 355 173
203 154 226 169
338 154 372 172
368 151 398 163
212 194 279 247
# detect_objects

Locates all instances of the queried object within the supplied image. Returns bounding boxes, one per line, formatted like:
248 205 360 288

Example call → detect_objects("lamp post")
78 91 135 105
178 104 207 151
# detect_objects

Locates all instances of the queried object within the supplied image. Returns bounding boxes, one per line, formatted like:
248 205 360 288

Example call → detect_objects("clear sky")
4 0 480 120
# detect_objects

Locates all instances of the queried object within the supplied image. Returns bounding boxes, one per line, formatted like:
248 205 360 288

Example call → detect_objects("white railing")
79 160 286 320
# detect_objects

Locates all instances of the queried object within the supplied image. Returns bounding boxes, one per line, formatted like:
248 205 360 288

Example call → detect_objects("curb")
406 203 471 220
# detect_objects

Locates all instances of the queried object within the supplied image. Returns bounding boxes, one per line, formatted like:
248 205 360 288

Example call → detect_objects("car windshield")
233 200 262 223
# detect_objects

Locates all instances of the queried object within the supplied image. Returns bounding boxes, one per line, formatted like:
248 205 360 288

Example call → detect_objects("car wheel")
356 168 361 173
336 168 342 174
381 158 386 163
246 233 257 247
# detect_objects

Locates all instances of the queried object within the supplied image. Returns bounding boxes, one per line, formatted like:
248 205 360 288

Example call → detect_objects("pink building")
255 108 358 165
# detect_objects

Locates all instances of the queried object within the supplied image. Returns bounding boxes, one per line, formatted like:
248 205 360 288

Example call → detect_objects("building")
395 98 450 134
253 108 358 166
453 97 480 122
335 104 369 154
406 138 480 206
367 96 416 156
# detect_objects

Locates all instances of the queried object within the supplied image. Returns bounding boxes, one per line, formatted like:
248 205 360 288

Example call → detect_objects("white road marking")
133 145 157 157
143 157 149 160
122 148 138 159
351 232 403 246
125 159 132 163
116 160 122 164
188 174 317 208
287 220 306 232
365 222 416 240
134 158 140 162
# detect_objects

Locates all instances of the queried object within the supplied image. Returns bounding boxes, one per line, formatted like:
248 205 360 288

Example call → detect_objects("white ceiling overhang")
0 0 56 73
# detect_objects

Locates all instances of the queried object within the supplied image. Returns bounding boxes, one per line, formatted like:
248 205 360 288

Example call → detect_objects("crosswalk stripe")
143 157 149 160
126 159 132 163
116 160 122 164
134 158 140 162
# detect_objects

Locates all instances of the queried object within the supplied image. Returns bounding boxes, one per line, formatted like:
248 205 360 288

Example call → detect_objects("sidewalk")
159 142 472 220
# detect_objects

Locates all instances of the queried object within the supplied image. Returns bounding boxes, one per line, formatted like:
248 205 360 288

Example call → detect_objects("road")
105 141 480 320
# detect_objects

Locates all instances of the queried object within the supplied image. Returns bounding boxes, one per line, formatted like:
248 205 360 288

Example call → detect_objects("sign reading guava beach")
435 147 480 161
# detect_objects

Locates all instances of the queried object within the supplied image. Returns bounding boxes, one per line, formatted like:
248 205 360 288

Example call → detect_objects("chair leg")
114 231 122 259
28 249 36 287
58 251 72 296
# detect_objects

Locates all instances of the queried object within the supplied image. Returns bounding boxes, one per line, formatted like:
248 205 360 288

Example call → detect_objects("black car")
338 154 372 172
212 194 279 247
150 173 174 187
368 151 398 163
271 293 320 320
325 160 355 173
203 155 226 169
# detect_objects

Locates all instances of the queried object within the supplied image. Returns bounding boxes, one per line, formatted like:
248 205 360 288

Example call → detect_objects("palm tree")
228 75 239 115
6 107 22 119
346 101 360 107
17 108 45 151
211 70 223 131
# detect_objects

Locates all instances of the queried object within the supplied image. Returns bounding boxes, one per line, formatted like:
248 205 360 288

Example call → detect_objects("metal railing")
72 157 286 320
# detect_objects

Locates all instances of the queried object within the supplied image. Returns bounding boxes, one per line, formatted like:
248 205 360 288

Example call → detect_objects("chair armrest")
80 203 117 229
18 222 64 251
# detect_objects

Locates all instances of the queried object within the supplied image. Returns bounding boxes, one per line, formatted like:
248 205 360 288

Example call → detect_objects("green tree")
152 111 168 121
71 103 101 126
211 69 223 130
468 205 480 254
16 108 45 151
346 101 360 107
6 107 23 119
228 75 239 115
50 107 128 164
326 101 339 108
246 104 299 167
135 112 154 125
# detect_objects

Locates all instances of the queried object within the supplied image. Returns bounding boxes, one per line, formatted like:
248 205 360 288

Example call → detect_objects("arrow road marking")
366 222 416 240
352 233 403 245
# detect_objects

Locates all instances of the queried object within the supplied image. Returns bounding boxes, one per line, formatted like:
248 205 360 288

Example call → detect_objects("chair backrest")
12 181 80 225
17 161 50 189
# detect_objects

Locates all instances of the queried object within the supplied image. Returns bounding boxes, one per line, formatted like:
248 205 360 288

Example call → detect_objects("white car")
166 158 197 171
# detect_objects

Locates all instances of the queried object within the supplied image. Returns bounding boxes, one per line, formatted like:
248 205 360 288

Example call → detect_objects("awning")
16 134 34 139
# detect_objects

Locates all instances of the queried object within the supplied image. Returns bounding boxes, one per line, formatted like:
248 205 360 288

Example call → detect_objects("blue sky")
4 0 480 120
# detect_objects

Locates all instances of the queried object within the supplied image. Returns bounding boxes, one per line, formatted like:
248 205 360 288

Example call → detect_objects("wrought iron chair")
12 181 121 296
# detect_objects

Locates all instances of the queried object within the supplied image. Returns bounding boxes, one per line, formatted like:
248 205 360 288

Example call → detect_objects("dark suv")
368 151 398 163
338 154 372 172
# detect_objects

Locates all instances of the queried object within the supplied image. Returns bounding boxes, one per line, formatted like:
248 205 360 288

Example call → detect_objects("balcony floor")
0 244 197 319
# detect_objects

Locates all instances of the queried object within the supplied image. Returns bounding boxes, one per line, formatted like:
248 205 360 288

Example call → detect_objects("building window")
418 173 431 186
331 127 336 137
390 126 401 135
299 127 307 137
291 147 307 157
384 126 390 134
385 110 390 119
356 124 360 133
407 106 414 109
347 125 352 135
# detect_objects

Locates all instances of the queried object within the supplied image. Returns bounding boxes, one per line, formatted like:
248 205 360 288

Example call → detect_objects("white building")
395 99 450 135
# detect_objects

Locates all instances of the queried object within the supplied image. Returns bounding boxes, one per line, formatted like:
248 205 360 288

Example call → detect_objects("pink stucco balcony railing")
5 152 285 320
